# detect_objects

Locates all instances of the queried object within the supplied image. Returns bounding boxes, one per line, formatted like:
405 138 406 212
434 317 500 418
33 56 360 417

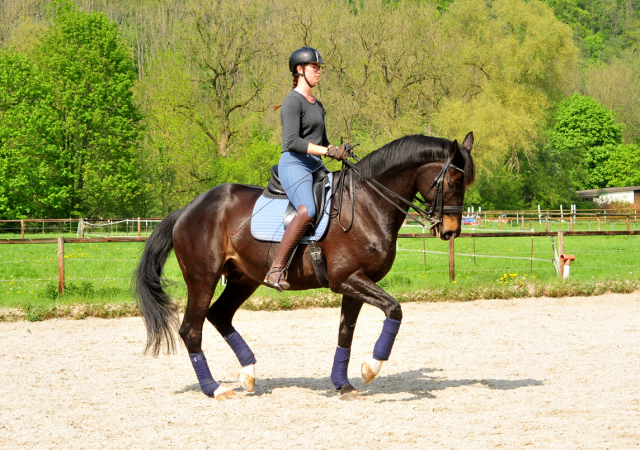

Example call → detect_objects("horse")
134 132 475 400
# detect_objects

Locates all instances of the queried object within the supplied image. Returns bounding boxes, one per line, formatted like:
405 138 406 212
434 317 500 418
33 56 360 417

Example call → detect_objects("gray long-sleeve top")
280 90 329 153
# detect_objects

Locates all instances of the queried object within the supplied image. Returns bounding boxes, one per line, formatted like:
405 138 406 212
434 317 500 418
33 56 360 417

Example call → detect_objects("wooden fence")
2 230 638 293
0 218 163 239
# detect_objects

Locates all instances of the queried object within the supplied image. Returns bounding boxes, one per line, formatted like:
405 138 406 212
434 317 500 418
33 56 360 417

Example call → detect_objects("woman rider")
264 47 349 291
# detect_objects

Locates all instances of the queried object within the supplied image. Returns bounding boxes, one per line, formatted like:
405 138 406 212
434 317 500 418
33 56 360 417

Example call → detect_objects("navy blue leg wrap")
189 351 220 397
222 326 257 367
331 346 351 390
373 317 402 361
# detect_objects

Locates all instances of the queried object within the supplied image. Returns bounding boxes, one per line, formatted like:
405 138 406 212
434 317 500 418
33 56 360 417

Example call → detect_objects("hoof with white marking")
214 386 237 401
361 357 383 385
238 364 255 393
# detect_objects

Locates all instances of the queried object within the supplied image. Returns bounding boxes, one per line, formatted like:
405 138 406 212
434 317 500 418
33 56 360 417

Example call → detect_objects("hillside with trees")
1 0 639 217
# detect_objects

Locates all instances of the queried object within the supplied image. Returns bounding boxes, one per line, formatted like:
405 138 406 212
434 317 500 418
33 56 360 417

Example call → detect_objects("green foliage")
601 143 640 187
0 51 65 218
582 58 640 145
24 304 58 322
32 1 144 217
464 161 526 210
2 0 638 215
518 146 586 208
548 94 626 189
544 0 640 61
134 49 219 214
212 136 281 187
434 0 578 169
549 94 623 151
44 281 95 300
0 1 145 220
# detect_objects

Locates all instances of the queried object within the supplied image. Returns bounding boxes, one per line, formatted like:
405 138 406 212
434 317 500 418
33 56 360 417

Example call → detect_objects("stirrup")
264 269 288 292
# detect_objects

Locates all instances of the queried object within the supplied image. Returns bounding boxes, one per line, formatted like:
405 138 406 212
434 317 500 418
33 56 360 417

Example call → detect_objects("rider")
264 47 349 291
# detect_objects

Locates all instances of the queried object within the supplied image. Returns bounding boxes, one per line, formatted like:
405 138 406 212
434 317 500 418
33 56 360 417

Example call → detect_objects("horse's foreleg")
332 295 363 400
361 316 401 385
334 272 403 387
207 279 260 393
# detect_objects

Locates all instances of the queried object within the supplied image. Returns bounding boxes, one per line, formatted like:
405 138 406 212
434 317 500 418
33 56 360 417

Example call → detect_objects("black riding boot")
264 205 313 291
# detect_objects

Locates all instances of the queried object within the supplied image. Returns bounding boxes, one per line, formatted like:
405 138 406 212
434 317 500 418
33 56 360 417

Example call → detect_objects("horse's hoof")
338 384 360 401
214 386 237 401
238 364 255 393
361 358 383 385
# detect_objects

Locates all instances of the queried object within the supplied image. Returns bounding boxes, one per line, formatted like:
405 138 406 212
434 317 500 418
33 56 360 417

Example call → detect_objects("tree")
433 0 578 170
0 51 64 218
582 58 640 144
180 0 277 157
32 1 144 217
0 0 38 47
603 144 640 187
134 49 219 214
548 94 624 189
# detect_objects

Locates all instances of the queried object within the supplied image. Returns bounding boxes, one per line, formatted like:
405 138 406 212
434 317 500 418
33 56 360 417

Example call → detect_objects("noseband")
340 152 465 232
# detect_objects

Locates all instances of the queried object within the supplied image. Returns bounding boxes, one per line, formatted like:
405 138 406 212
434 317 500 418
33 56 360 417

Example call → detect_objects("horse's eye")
448 181 457 189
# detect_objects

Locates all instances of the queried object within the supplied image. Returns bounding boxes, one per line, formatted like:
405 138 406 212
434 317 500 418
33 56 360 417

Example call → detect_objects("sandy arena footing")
1 293 639 449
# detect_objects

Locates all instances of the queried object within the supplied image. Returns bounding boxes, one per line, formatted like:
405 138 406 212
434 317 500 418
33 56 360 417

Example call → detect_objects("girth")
264 165 330 230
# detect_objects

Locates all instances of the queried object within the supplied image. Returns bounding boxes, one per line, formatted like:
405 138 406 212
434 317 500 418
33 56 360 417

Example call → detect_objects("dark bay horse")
135 132 475 400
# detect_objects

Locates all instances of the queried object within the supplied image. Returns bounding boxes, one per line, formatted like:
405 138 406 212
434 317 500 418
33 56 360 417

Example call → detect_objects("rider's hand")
326 144 349 161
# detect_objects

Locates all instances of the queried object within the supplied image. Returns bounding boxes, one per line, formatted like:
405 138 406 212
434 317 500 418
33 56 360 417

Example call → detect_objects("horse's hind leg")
207 278 260 393
331 295 363 401
179 274 237 400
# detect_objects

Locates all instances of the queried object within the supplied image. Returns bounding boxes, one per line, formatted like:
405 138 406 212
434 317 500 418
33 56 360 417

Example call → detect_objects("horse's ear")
461 131 474 153
450 139 460 157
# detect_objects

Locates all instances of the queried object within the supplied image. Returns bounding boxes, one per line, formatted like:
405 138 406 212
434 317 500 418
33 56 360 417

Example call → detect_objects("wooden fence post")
530 234 534 273
545 215 549 232
473 231 476 266
522 213 525 230
78 218 84 238
597 215 601 231
626 214 630 232
57 236 65 294
21 220 25 239
570 215 574 232
449 238 455 282
558 231 564 279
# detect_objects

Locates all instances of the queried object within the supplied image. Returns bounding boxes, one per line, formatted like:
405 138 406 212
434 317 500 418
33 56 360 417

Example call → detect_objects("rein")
334 145 465 231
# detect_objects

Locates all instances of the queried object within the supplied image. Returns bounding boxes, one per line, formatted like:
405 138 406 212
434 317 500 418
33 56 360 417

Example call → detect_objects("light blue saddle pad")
251 173 333 243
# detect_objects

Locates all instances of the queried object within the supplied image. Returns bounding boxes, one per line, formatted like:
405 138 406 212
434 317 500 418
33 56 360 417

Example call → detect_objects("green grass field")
1 221 639 315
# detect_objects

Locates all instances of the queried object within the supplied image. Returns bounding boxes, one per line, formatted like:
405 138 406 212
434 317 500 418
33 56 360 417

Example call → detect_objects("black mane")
355 134 475 186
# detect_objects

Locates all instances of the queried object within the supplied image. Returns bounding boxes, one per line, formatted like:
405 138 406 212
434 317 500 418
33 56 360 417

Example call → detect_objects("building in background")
576 186 640 206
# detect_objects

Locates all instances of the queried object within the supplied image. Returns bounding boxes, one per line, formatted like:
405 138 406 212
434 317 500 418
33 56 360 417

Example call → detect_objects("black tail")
133 208 185 356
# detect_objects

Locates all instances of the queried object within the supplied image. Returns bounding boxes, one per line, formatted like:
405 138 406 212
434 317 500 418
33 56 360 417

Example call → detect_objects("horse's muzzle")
430 221 459 240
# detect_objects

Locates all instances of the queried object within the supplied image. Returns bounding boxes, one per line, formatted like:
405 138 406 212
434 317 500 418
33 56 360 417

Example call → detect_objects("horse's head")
416 132 475 240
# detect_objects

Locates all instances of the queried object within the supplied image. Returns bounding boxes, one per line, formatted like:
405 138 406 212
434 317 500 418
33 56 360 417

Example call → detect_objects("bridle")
336 145 465 232
418 155 466 220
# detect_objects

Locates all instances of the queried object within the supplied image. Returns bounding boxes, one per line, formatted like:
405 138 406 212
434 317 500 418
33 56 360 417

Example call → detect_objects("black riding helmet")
288 47 324 74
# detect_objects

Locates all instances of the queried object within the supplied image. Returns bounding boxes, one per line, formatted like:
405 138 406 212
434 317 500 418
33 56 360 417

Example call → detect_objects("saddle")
264 165 330 230
251 165 333 288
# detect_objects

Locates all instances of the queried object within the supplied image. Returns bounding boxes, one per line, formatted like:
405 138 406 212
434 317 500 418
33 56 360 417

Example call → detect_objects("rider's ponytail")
274 74 300 110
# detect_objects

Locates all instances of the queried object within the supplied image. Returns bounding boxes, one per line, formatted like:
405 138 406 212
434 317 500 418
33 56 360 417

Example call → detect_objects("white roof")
576 186 640 198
